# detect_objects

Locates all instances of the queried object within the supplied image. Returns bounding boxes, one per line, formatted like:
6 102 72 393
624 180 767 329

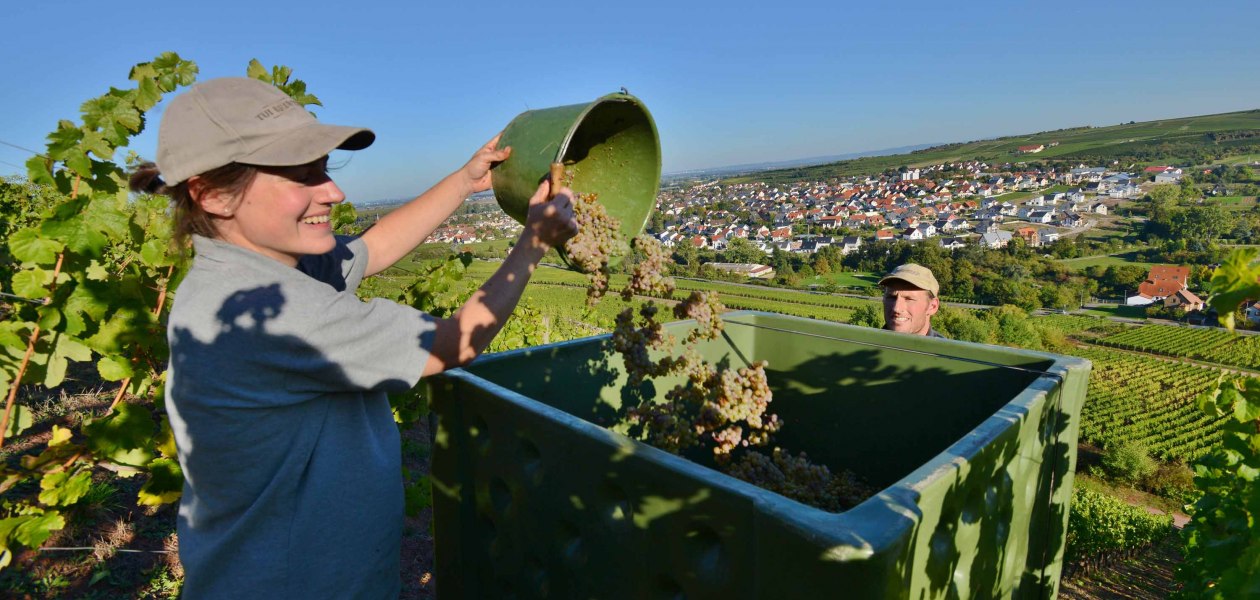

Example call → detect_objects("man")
879 263 946 338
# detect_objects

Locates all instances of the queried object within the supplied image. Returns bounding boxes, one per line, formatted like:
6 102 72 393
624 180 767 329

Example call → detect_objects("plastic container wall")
427 311 1090 598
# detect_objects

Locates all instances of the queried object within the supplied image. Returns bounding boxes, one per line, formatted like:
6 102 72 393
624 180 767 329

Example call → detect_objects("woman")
132 77 578 598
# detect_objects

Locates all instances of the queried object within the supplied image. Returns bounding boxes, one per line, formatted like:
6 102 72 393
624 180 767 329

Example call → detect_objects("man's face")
882 280 939 335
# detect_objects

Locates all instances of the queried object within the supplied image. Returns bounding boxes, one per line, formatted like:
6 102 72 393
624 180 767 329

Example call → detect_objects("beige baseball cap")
879 263 939 296
155 77 375 184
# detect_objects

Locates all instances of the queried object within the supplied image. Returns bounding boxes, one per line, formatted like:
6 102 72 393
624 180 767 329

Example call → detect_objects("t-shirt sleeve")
285 235 426 395
272 289 437 395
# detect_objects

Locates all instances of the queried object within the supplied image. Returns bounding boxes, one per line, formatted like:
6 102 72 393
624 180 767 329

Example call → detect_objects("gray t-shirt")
166 235 436 599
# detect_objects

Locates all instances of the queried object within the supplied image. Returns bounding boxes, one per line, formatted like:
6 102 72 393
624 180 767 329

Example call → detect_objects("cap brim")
241 122 375 167
879 275 934 293
877 275 904 287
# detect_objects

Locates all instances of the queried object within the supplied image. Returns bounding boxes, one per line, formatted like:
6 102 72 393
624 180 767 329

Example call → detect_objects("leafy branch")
0 53 342 572
1175 248 1260 596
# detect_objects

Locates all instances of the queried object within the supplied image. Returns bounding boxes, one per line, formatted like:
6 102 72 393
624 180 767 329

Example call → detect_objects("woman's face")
210 157 344 266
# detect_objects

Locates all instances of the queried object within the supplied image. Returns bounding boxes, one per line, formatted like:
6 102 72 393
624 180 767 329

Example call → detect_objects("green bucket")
492 92 662 244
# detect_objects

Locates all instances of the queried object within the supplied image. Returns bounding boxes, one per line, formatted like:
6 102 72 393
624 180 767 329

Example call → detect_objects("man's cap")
879 263 939 296
156 77 375 184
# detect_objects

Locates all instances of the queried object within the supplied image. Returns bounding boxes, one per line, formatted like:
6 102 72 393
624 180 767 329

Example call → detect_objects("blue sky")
3 1 1258 203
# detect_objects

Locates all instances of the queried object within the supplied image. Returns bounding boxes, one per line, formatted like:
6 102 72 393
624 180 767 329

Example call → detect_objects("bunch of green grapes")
673 290 724 343
659 353 778 460
565 191 625 305
622 234 675 301
725 448 874 512
610 303 679 386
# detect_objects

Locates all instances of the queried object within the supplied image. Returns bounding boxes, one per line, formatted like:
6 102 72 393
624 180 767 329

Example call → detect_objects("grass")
1208 195 1256 210
1079 304 1149 319
990 184 1074 204
1057 250 1155 272
799 271 880 289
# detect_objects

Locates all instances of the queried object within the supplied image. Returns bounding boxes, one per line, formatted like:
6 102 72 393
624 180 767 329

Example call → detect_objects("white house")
979 230 1013 249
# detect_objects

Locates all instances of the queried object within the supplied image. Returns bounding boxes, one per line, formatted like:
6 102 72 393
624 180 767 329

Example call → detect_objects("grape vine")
1173 248 1260 596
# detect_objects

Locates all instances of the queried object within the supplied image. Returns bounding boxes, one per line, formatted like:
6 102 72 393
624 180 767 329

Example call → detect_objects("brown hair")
129 162 259 247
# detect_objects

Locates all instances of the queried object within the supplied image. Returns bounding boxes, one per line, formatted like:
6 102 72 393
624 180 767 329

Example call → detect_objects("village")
430 158 1186 266
647 161 1182 256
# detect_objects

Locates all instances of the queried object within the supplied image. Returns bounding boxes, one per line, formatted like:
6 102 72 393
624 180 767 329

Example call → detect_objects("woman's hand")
521 180 579 251
460 133 511 195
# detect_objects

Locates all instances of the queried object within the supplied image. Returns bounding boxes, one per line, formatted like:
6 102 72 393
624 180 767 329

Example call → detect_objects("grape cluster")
673 291 724 343
622 234 675 301
725 448 874 512
661 356 781 460
564 190 625 305
610 303 678 386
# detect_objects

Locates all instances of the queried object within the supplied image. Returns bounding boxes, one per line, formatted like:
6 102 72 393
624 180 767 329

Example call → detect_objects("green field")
799 271 880 289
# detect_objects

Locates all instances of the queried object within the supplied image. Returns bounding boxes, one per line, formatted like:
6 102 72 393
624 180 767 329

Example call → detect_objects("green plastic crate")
428 311 1090 598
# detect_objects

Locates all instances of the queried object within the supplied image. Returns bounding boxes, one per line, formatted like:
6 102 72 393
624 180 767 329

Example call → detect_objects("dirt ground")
1059 533 1184 599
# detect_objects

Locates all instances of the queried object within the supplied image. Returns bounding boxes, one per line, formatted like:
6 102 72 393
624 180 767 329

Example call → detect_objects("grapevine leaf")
154 417 177 459
44 123 83 160
271 65 293 86
128 62 158 83
64 282 107 339
85 197 130 240
12 267 52 299
150 52 198 91
85 261 109 281
0 323 24 349
8 228 63 265
36 307 61 330
80 130 114 160
44 333 92 389
96 355 133 381
81 90 142 133
41 198 109 257
134 76 162 112
137 457 182 506
38 470 92 507
83 402 155 468
140 239 172 268
64 149 92 179
246 59 268 81
25 155 56 187
4 404 32 438
331 202 357 232
0 511 65 550
1208 248 1260 331
48 425 72 447
1238 386 1260 423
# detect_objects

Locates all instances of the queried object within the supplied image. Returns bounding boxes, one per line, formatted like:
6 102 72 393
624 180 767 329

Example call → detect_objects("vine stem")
106 264 176 413
0 253 67 449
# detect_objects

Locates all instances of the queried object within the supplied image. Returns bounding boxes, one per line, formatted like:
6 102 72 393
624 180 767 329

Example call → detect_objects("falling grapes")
565 191 623 304
567 185 872 512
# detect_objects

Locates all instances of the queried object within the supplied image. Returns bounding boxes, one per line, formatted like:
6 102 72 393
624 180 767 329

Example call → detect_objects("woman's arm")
359 135 508 276
422 179 578 377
